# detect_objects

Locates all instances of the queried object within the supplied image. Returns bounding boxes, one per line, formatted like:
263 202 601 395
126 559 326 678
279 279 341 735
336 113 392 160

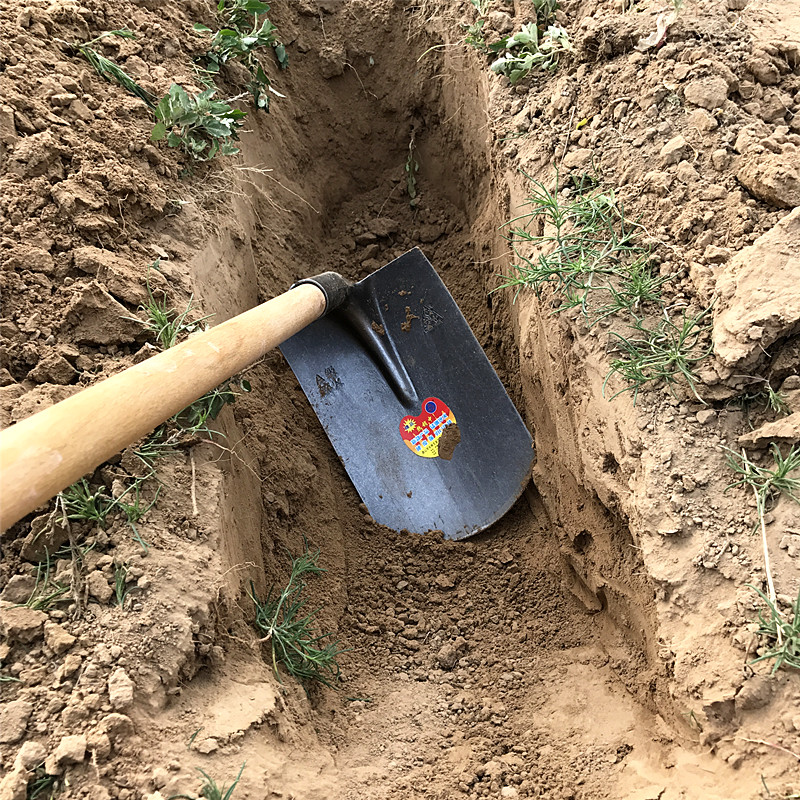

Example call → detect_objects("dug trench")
2 1 798 799
151 5 755 799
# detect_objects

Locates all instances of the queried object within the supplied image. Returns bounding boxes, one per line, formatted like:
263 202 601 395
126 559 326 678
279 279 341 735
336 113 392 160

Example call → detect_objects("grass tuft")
113 563 130 608
499 172 658 319
748 584 800 673
250 548 343 688
136 271 211 350
168 763 245 800
724 443 800 521
64 30 156 108
603 306 713 405
22 552 68 611
59 478 116 527
733 380 791 427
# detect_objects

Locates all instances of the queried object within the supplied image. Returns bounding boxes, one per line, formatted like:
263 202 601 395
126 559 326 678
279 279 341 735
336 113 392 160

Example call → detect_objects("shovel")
0 249 534 537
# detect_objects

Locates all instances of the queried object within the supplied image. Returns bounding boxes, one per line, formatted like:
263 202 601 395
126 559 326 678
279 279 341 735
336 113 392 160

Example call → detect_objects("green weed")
169 763 245 800
58 474 157 550
724 444 800 522
490 23 573 82
250 548 343 688
135 279 250 440
174 381 250 437
464 17 488 52
533 0 560 26
134 426 179 469
59 478 116 527
593 257 667 323
151 84 246 161
114 480 160 552
499 173 655 318
136 271 211 350
724 444 799 661
463 0 491 52
113 563 129 608
733 380 791 427
195 0 287 111
196 0 286 112
27 765 62 800
22 553 68 611
187 726 203 749
62 30 156 109
748 584 800 673
219 0 273 32
603 307 713 404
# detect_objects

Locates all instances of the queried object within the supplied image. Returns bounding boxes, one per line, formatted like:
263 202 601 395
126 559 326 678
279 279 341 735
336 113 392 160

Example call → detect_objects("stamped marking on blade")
316 366 342 397
399 397 459 459
422 304 444 333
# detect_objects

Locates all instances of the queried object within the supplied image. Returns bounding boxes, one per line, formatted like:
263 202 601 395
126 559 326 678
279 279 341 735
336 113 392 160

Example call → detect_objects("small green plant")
137 269 212 350
151 84 246 161
59 478 116 527
499 173 655 317
603 307 713 404
187 727 204 749
22 553 68 611
748 584 800 673
195 0 287 111
62 30 156 109
724 444 800 523
135 277 250 441
27 764 63 800
134 426 179 469
464 17 488 51
113 563 130 608
764 384 790 416
733 379 791 427
168 763 245 800
250 548 343 687
219 0 273 31
490 23 573 82
174 380 250 437
532 0 560 26
725 443 800 660
463 0 491 51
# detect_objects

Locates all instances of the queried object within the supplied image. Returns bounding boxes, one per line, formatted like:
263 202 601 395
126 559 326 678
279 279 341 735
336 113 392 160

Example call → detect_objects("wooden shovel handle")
0 283 327 531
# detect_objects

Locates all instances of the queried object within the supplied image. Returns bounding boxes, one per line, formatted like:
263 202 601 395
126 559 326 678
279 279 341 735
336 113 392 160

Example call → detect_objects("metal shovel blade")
280 248 534 539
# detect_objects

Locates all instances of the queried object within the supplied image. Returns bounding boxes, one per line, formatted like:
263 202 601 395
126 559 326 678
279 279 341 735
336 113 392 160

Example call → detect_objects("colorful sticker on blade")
399 397 459 459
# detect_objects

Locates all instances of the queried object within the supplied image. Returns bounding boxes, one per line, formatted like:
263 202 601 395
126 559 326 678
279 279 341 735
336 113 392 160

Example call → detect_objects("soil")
1 0 800 799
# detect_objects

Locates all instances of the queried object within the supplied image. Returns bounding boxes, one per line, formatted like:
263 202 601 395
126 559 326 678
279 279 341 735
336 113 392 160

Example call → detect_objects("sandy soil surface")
1 0 800 799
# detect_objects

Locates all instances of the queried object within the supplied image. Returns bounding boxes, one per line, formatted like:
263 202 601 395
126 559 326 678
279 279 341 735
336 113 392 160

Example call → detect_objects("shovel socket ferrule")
293 272 352 316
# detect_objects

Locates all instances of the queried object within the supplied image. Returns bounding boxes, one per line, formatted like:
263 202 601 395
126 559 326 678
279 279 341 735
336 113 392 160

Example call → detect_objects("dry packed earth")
1 0 800 798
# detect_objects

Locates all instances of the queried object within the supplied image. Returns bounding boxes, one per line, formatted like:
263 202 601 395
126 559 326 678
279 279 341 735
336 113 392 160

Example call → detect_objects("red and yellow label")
399 397 457 458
